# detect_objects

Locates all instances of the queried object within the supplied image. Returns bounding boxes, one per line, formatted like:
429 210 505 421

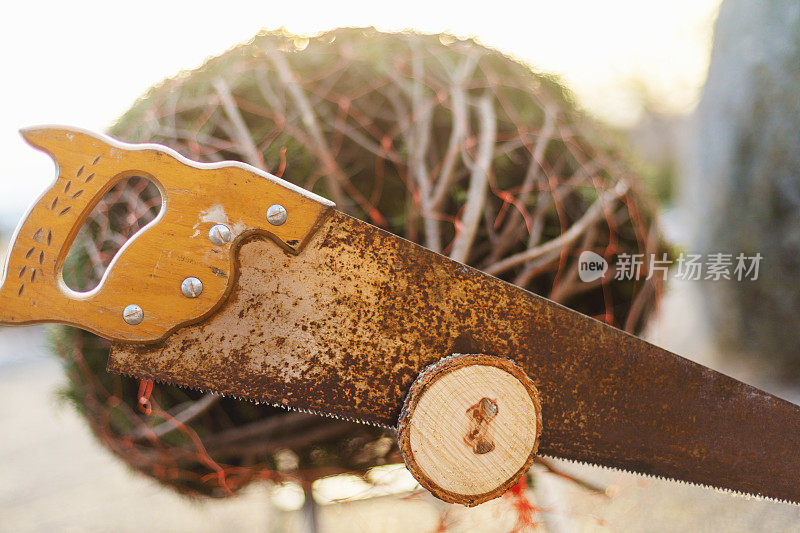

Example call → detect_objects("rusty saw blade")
110 209 800 504
4 127 797 505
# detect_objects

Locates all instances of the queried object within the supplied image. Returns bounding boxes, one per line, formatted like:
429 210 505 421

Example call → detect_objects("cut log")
397 354 541 506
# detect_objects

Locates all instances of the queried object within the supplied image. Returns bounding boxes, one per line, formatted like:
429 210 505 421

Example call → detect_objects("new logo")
578 251 608 282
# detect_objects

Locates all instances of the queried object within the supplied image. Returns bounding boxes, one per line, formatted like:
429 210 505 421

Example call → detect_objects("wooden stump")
397 354 542 506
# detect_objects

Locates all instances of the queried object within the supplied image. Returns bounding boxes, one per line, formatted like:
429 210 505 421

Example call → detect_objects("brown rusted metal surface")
110 211 800 503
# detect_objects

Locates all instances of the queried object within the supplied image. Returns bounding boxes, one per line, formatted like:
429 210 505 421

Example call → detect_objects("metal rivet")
208 224 231 245
181 277 203 298
267 204 287 226
123 304 143 325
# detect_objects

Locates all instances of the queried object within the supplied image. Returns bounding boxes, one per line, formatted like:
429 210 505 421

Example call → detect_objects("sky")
0 0 721 228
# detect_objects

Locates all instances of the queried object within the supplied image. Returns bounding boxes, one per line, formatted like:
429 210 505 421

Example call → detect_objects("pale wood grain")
398 355 541 506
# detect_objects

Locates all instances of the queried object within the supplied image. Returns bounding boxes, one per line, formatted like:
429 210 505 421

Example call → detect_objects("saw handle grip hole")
62 176 162 292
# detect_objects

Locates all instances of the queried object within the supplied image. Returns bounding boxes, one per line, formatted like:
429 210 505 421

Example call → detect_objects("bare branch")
548 223 600 302
265 47 386 225
430 52 479 209
131 393 220 439
485 109 556 264
449 93 497 263
407 40 440 252
263 47 348 206
485 181 629 276
212 78 266 169
254 65 286 111
512 247 563 287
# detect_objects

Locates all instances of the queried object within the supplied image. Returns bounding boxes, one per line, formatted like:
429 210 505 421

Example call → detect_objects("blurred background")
3 0 800 531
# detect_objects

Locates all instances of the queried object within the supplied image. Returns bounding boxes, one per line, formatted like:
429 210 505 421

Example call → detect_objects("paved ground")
2 280 800 531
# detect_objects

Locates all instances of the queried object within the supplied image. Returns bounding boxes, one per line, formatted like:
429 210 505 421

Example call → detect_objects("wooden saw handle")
0 127 333 342
397 354 542 506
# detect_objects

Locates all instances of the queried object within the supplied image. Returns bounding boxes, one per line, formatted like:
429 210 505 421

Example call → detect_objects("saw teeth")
539 453 794 505
112 370 799 504
115 370 395 430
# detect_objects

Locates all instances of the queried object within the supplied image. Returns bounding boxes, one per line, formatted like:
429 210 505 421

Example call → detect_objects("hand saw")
2 126 799 507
